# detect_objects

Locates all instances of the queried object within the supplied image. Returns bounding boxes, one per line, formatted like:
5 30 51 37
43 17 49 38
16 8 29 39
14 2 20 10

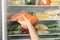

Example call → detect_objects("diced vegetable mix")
8 21 22 35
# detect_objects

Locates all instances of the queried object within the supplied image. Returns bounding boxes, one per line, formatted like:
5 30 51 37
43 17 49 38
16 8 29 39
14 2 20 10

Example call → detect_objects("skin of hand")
18 14 40 40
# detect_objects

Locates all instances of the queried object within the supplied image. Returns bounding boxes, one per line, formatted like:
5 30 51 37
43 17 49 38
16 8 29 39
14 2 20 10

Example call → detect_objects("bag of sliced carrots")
12 11 38 25
39 0 50 5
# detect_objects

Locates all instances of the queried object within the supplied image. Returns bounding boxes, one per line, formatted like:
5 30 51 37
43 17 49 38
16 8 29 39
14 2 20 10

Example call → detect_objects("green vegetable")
48 25 57 28
49 27 60 30
8 31 13 35
8 21 22 35
18 25 22 29
28 12 34 16
13 30 22 34
11 25 18 29
26 0 35 5
27 0 31 2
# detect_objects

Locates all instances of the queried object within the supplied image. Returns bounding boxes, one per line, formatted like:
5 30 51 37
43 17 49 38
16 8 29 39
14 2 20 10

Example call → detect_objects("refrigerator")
3 0 60 40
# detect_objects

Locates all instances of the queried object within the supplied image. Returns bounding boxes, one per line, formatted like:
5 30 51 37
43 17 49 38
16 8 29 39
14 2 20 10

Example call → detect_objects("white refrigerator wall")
0 0 2 40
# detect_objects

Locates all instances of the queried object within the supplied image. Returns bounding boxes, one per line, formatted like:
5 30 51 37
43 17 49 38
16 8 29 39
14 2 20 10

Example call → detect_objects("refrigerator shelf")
9 38 60 40
8 33 60 37
8 5 60 7
8 19 60 22
38 19 60 21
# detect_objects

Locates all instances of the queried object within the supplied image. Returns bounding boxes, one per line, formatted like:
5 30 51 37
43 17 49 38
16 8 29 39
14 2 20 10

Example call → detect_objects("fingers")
18 14 31 25
21 14 27 20
21 14 29 22
21 14 31 24
18 21 22 24
18 14 28 24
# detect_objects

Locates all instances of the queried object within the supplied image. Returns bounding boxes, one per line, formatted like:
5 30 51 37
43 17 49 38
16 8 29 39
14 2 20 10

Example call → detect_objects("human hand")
18 14 32 29
18 14 40 40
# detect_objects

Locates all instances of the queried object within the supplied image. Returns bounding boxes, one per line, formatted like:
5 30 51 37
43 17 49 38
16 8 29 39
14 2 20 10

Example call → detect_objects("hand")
18 14 32 29
18 14 40 40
